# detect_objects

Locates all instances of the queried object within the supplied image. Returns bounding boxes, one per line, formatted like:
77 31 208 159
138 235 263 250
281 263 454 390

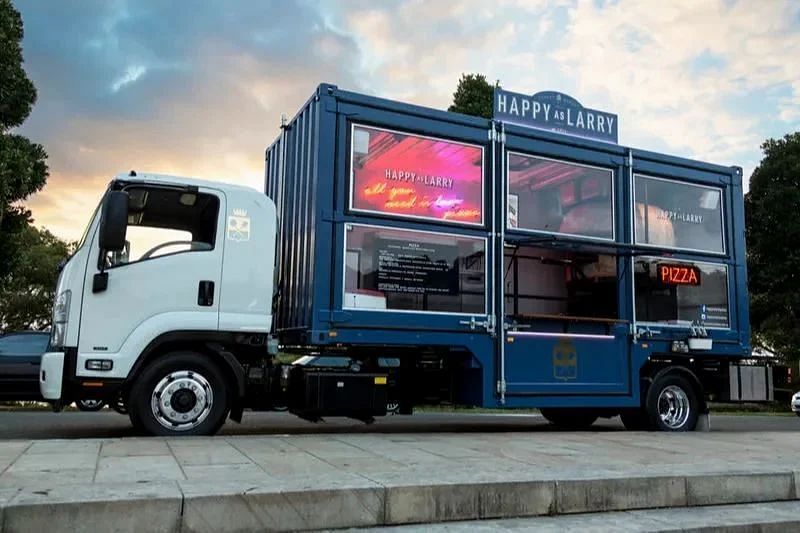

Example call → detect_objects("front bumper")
40 351 65 400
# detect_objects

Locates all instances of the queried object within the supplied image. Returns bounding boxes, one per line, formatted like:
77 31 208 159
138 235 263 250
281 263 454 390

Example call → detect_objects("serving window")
634 175 725 254
507 153 614 241
634 258 729 328
504 246 618 321
344 224 486 314
349 124 484 226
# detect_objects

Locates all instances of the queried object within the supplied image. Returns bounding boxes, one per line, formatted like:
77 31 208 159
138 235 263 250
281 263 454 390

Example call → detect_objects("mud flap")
696 412 711 432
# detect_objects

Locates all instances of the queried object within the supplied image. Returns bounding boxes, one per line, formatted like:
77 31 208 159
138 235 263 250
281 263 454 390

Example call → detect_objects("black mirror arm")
93 249 109 293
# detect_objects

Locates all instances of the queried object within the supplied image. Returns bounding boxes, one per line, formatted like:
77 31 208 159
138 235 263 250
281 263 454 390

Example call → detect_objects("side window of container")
507 153 614 241
104 187 220 268
344 224 486 314
634 258 729 328
349 124 485 227
504 247 618 320
634 175 724 254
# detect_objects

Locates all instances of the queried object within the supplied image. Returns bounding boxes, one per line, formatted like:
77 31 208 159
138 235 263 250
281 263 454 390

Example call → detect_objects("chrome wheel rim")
151 370 213 431
80 399 103 409
657 385 690 429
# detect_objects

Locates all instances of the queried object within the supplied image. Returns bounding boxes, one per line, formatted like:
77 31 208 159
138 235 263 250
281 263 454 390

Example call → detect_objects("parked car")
791 391 800 417
0 331 50 402
0 331 105 411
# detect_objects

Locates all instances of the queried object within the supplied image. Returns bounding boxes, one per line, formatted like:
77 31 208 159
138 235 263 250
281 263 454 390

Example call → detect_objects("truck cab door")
76 184 226 380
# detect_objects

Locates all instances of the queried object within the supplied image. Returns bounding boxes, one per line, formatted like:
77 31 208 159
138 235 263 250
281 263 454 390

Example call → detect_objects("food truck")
39 84 768 435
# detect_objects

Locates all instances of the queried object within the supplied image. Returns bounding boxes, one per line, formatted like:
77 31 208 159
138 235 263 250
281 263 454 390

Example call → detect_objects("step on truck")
39 83 771 436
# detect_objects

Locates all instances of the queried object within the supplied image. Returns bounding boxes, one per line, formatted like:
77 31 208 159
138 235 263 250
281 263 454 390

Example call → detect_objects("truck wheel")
129 352 230 436
645 372 699 432
540 408 598 430
620 409 652 430
76 399 105 412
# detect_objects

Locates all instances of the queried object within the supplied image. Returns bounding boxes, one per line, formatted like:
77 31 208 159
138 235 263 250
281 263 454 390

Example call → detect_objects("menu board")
375 237 458 295
350 125 484 225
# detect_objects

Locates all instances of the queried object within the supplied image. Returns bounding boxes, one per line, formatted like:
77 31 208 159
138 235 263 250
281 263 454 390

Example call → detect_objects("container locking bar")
459 316 493 332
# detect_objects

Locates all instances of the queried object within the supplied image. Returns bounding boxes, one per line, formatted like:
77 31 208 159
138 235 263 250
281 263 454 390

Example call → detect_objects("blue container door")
503 325 630 395
499 126 631 396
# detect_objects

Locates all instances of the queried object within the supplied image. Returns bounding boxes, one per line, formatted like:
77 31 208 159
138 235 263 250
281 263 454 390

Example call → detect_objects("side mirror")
99 191 129 252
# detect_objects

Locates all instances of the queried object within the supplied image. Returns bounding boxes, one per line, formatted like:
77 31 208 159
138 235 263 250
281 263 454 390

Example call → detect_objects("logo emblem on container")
227 209 251 242
553 339 577 380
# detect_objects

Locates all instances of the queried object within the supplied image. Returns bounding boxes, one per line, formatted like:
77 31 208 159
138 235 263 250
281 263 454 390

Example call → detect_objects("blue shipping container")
265 83 750 414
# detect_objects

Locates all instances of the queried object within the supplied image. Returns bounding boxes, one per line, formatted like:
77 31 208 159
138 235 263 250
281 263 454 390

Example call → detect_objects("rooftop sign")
493 88 618 144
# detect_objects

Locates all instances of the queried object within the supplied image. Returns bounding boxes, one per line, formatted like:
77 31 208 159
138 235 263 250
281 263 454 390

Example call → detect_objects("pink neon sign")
350 125 484 225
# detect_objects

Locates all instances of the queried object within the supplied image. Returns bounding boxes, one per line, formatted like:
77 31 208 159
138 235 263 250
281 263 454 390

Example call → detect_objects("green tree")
745 132 800 361
0 219 72 330
0 0 48 228
448 73 498 119
0 0 64 332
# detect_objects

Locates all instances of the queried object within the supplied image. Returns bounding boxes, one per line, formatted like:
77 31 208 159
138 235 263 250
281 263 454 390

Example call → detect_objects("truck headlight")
51 290 71 348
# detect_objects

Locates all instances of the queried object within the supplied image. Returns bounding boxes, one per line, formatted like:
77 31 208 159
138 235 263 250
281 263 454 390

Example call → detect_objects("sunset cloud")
13 0 800 240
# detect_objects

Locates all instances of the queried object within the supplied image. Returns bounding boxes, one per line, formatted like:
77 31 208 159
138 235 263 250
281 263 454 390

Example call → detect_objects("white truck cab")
40 171 277 435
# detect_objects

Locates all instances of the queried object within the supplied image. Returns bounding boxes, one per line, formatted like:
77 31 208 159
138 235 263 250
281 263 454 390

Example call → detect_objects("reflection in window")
634 258 729 327
504 246 618 320
635 176 724 253
507 154 614 240
105 187 219 268
344 225 486 314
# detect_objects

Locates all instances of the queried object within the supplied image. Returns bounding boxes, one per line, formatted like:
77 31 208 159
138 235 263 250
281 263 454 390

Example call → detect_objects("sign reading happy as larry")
494 88 618 144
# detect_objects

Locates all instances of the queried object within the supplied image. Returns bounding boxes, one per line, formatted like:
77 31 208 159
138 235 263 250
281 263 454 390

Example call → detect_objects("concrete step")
2 472 799 532
354 501 800 532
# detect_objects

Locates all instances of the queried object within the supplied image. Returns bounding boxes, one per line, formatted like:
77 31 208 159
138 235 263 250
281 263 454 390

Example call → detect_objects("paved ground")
0 410 797 439
1 420 799 531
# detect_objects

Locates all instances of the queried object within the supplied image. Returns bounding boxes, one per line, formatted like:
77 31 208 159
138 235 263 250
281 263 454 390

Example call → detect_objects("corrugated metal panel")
264 92 321 336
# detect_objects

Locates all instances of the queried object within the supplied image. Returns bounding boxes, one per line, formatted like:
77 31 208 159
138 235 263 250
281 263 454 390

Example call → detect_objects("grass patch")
708 401 790 414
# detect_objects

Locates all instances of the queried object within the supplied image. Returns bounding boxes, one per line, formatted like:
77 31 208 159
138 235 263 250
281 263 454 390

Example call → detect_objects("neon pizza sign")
658 263 701 286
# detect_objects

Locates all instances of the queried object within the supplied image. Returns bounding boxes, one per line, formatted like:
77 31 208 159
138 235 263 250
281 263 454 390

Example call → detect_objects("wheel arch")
125 331 247 422
640 359 708 414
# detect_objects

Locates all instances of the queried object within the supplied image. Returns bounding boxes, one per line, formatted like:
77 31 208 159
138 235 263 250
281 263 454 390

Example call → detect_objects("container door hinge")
496 380 506 394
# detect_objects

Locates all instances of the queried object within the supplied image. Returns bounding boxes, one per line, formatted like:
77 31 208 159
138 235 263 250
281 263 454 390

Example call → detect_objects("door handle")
197 281 215 306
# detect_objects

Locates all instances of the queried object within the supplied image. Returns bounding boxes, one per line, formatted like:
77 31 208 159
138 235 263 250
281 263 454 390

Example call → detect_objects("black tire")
128 352 230 437
540 408 598 430
111 394 129 415
620 409 652 431
645 372 700 432
76 399 105 412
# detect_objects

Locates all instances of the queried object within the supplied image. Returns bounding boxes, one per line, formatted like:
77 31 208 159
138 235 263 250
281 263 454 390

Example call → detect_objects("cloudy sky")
13 0 800 241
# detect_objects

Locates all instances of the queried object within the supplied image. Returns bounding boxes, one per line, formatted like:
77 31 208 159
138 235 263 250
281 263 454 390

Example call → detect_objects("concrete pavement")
1 428 799 531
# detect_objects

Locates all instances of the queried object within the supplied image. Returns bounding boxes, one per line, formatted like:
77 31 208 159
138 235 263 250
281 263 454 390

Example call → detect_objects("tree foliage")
0 0 65 332
448 73 498 119
0 0 48 222
0 0 36 131
0 213 72 330
745 132 800 361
